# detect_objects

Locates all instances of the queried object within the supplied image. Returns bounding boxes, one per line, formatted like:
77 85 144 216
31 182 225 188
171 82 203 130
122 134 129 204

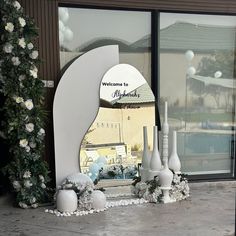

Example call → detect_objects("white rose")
27 43 34 50
18 38 26 48
24 99 34 110
38 128 45 136
29 50 39 60
18 17 26 27
24 180 32 188
19 139 28 147
18 75 26 81
23 171 31 178
30 197 36 204
3 43 13 53
25 123 34 132
19 202 28 209
29 142 36 148
39 175 45 182
13 1 21 10
13 181 21 191
5 22 14 32
15 96 24 103
41 183 46 189
25 146 30 152
11 57 20 66
29 66 38 78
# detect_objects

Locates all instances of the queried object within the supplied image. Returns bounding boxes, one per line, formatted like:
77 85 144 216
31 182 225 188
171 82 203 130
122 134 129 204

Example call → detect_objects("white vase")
56 189 78 212
141 126 151 170
150 126 162 171
159 162 173 188
169 131 181 173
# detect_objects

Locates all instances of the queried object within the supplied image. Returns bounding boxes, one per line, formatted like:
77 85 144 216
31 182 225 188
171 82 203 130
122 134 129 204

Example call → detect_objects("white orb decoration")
185 50 194 61
214 71 222 78
59 7 69 23
91 190 106 210
187 66 196 76
64 173 93 186
64 27 74 42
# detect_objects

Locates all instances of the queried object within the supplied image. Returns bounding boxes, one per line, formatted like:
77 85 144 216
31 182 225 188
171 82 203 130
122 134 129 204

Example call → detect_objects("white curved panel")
53 45 119 186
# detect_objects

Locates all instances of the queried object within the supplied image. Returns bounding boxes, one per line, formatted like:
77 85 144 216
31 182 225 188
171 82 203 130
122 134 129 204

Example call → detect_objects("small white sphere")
91 190 106 210
187 66 196 76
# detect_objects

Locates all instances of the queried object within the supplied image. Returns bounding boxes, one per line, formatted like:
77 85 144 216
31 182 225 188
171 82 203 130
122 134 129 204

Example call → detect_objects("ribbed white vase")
169 131 181 173
57 189 78 213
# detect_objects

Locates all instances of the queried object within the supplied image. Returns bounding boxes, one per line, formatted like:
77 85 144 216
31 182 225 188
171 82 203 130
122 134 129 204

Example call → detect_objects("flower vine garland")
0 0 50 208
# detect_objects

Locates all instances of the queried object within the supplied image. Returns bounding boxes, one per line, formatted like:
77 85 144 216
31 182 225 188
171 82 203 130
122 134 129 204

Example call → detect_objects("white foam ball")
91 190 106 210
187 66 196 76
185 50 194 61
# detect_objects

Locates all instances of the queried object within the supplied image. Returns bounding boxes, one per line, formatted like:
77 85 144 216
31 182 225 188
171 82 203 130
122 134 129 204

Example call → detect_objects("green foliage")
0 0 50 208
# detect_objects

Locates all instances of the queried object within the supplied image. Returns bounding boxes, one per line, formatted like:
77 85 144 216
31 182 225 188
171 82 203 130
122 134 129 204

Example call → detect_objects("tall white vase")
149 126 162 180
169 131 181 173
140 126 151 182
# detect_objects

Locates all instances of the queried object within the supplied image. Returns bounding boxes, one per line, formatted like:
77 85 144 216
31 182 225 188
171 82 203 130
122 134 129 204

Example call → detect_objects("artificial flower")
5 22 14 32
23 171 31 178
19 139 28 147
29 66 38 78
24 99 34 110
18 75 26 81
13 1 21 10
41 183 46 189
15 96 24 103
38 128 45 136
11 56 20 66
19 202 28 209
29 50 39 59
18 17 26 27
25 146 30 152
30 197 36 204
3 43 13 53
29 142 36 148
24 180 33 188
39 175 45 182
25 123 34 132
27 43 34 50
13 181 21 191
18 38 26 48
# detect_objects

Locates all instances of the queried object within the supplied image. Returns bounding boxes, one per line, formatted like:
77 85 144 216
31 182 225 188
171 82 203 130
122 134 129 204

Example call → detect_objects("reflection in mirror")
80 64 155 186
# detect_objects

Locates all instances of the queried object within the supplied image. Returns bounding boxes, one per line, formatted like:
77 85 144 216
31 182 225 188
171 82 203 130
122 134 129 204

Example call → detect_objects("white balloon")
59 30 64 45
64 27 74 42
91 190 106 210
185 50 194 61
187 66 196 76
59 20 65 32
59 8 69 23
214 71 222 78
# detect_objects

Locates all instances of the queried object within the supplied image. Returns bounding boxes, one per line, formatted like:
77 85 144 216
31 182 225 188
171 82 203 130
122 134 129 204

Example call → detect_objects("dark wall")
16 0 236 183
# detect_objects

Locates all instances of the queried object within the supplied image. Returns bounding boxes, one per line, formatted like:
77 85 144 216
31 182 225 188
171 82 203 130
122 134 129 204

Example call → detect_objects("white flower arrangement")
132 173 190 203
25 123 34 132
24 99 34 110
0 0 50 209
5 22 14 32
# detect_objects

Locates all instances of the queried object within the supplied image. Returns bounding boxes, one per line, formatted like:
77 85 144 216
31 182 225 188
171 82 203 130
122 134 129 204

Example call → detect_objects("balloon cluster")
58 8 74 46
88 157 107 181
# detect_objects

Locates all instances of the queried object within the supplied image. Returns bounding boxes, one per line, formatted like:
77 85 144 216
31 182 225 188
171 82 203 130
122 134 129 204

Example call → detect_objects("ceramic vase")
169 131 181 173
149 126 162 180
56 189 78 212
140 126 151 182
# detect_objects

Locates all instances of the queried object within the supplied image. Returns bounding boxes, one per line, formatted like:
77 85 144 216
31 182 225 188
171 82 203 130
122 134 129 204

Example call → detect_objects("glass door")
159 13 236 177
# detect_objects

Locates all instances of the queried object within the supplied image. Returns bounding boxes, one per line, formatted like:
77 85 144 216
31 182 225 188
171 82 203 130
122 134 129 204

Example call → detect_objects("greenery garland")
0 0 50 208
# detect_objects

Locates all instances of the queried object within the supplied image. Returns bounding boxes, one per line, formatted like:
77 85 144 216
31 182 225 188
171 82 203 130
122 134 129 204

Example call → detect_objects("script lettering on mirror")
79 64 155 186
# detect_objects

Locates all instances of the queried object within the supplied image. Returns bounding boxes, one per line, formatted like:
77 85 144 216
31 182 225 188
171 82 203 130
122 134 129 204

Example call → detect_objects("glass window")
58 7 151 85
159 13 236 176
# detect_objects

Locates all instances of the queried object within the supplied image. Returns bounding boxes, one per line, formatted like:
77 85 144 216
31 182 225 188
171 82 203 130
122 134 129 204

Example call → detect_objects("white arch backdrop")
53 45 119 186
